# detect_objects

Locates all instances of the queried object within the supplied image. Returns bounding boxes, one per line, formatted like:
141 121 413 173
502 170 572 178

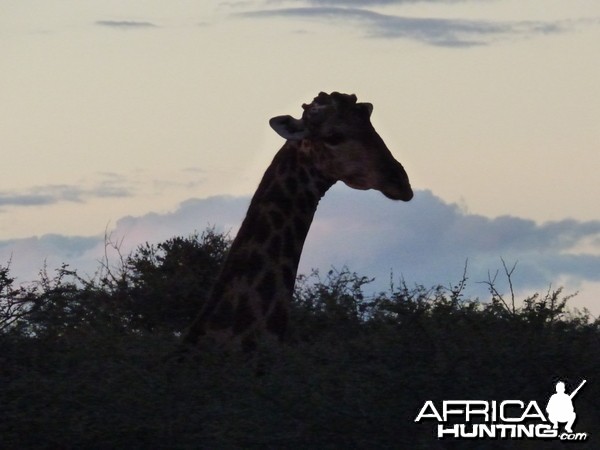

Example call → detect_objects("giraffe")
183 92 413 352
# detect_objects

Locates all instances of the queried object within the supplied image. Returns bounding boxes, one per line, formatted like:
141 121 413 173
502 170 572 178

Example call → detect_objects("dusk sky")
2 1 599 314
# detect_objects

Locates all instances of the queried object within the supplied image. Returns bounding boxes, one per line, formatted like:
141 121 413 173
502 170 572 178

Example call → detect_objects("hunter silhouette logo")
415 379 589 441
546 380 586 433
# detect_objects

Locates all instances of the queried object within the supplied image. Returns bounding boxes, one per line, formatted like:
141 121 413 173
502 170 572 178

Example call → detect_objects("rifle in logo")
568 380 587 399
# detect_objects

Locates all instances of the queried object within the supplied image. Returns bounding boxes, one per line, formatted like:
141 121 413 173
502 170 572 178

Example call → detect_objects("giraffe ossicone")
183 91 413 351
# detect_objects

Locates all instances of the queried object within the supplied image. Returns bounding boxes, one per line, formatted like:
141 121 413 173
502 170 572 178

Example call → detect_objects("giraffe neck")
185 141 334 350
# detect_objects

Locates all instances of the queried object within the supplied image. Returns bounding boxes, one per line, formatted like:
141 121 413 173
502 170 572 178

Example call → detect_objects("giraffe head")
269 91 413 201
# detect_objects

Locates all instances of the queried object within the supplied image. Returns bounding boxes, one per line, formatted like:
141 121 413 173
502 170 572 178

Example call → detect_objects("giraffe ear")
269 115 308 140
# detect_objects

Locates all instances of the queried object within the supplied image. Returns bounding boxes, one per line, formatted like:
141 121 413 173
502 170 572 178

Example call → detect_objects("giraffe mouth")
343 174 413 201
383 185 414 201
380 160 414 201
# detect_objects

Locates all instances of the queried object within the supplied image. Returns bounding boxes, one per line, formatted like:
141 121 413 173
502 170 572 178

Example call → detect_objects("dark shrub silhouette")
0 229 597 449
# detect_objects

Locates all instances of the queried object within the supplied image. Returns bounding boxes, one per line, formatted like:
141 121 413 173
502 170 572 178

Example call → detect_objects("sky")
1 1 599 314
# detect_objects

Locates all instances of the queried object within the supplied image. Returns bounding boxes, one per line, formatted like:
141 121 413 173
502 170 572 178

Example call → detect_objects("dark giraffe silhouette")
184 92 413 351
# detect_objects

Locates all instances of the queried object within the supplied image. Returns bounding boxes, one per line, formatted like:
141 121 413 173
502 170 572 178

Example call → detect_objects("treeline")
1 230 598 449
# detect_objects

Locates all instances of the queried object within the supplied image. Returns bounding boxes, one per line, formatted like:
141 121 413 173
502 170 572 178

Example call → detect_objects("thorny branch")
481 258 519 316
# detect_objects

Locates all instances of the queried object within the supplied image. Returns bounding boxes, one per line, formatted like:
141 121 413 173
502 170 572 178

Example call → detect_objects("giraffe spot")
257 175 275 196
296 193 316 215
242 213 270 244
266 301 288 339
317 181 332 194
277 153 293 175
295 196 307 214
257 271 277 313
283 226 296 259
308 167 321 179
261 185 276 201
247 251 264 279
304 191 317 206
210 299 234 330
233 294 255 334
298 167 309 185
294 215 309 236
281 264 296 292
269 209 285 229
267 235 282 259
285 176 298 195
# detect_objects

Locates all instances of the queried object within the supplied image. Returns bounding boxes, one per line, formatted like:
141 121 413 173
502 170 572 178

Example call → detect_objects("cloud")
237 6 567 47
0 180 133 209
275 0 476 5
0 234 104 282
1 188 599 314
111 195 248 245
0 195 249 282
0 185 85 207
0 193 60 207
95 20 158 29
301 188 600 294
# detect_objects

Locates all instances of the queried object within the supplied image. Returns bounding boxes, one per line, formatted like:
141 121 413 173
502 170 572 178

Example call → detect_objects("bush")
0 230 598 449
123 229 230 334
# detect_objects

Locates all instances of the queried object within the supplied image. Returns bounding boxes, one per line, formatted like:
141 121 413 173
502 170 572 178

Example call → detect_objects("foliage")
122 228 230 333
0 230 598 449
